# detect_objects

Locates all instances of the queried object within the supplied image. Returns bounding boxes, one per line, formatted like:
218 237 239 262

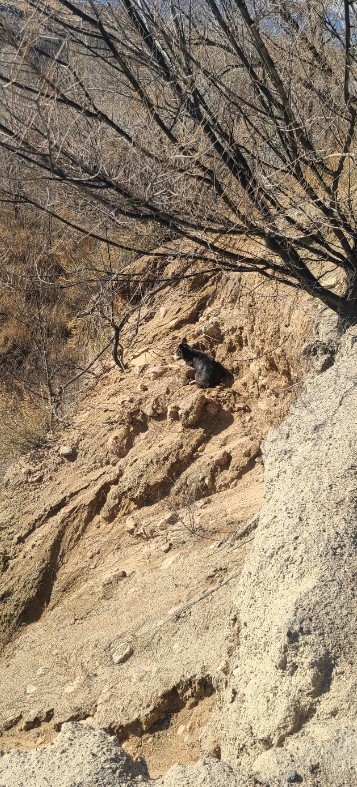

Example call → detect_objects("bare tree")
0 0 356 325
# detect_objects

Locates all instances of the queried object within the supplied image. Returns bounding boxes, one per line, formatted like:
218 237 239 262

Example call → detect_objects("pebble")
111 643 133 665
286 771 303 783
26 684 38 695
59 445 75 459
162 542 172 553
141 403 156 418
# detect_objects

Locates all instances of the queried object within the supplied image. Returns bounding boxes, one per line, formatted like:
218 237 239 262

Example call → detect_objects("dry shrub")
0 388 49 476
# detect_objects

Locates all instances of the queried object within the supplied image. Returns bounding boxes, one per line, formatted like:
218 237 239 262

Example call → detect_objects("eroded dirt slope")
0 270 314 777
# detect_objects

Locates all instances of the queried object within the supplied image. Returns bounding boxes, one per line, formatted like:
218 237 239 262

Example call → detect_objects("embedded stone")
111 643 133 665
106 426 131 458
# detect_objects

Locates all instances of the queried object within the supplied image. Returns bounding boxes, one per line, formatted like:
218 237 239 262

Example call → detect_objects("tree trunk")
338 268 357 329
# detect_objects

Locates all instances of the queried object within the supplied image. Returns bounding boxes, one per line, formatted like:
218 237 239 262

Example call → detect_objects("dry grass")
0 208 99 473
0 388 49 476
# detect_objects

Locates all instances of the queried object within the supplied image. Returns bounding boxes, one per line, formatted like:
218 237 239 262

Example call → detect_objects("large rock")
218 326 357 781
0 722 147 786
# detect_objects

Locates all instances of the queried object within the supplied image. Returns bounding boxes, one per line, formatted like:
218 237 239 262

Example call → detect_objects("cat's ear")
182 337 188 344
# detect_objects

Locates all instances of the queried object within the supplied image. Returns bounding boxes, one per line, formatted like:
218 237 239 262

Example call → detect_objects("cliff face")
1 271 356 786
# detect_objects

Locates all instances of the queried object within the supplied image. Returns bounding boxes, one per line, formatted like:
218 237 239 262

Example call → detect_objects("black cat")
174 338 233 388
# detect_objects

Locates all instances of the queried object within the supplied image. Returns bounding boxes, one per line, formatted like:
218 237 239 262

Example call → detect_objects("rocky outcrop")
217 322 357 783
